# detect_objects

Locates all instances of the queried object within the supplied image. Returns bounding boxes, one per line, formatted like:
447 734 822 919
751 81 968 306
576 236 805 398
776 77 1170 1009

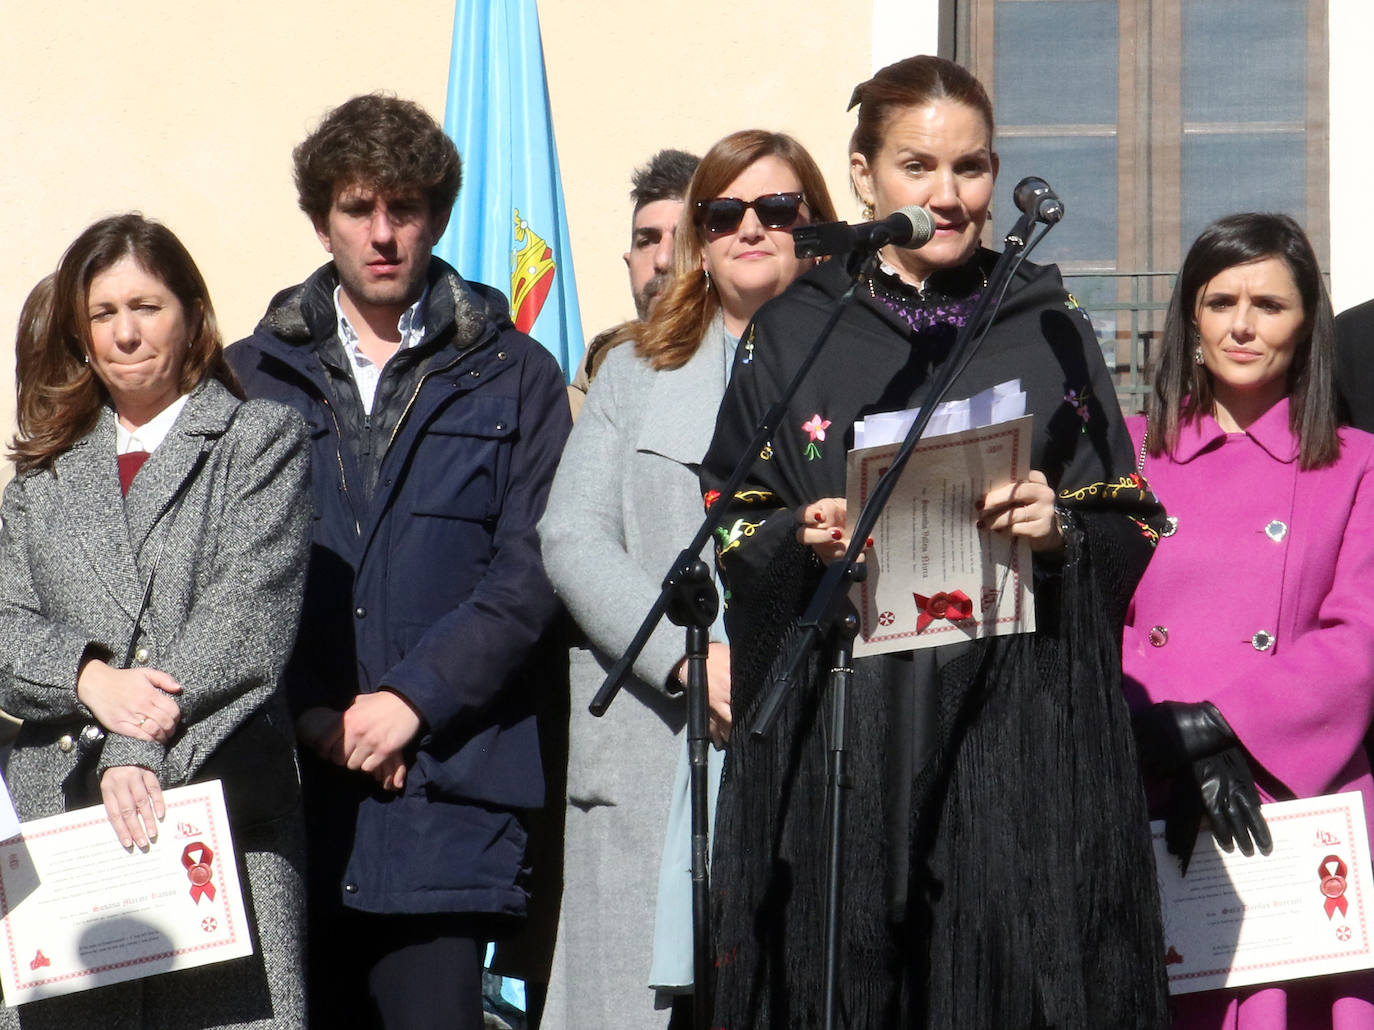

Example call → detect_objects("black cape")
702 253 1170 1029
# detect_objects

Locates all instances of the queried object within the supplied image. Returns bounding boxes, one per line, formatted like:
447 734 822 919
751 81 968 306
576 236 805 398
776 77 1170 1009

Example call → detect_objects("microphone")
792 205 935 259
1013 177 1065 225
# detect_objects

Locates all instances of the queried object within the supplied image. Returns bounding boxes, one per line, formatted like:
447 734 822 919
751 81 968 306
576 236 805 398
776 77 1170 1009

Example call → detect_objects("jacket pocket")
408 397 518 523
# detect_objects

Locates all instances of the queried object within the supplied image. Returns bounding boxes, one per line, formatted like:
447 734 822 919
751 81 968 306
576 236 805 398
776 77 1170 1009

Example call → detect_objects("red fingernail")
976 519 985 530
830 529 843 540
813 512 824 523
865 537 874 548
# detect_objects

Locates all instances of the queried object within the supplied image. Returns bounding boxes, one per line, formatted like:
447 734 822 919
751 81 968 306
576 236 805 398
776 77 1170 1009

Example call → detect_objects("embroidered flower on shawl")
1128 515 1161 546
866 261 983 339
703 489 721 512
741 325 756 365
1064 293 1095 328
802 414 830 441
872 291 981 335
715 518 759 555
801 414 831 461
1064 384 1092 428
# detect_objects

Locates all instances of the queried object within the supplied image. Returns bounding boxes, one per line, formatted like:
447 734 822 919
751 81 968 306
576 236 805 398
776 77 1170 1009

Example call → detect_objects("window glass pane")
994 1 1118 126
992 136 1118 266
1180 133 1305 250
1182 1 1305 123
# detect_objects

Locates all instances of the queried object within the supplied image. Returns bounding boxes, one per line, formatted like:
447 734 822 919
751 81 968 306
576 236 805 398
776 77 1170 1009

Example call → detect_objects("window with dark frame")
948 0 1329 411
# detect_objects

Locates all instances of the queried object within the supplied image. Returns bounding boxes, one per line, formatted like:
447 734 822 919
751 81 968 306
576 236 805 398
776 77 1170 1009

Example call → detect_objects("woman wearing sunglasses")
702 56 1170 1027
537 130 837 1030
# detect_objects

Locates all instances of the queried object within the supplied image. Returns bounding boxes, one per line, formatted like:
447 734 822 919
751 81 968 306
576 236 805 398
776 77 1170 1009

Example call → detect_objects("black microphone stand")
750 206 1052 1030
588 245 885 1030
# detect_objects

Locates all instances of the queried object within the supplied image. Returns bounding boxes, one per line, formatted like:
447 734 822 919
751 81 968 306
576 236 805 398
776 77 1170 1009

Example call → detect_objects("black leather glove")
1164 744 1274 875
1132 700 1235 776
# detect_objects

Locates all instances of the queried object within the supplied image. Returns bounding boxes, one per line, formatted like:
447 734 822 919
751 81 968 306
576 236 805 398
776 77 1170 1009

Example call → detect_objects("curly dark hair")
293 93 462 223
629 149 699 212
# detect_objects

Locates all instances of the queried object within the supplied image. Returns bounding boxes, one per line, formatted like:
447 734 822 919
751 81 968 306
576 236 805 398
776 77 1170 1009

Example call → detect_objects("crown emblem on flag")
511 209 556 333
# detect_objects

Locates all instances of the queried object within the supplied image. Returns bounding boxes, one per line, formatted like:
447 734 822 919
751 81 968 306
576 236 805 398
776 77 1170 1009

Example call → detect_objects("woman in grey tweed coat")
0 214 310 1028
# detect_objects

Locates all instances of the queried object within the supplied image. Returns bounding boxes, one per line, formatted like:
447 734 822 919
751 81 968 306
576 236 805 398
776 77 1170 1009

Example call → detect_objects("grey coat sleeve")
0 474 104 722
538 346 686 694
99 405 312 777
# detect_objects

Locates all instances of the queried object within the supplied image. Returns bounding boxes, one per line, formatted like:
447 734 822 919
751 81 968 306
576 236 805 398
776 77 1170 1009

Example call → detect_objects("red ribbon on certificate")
182 842 216 904
1319 855 1349 919
913 590 973 632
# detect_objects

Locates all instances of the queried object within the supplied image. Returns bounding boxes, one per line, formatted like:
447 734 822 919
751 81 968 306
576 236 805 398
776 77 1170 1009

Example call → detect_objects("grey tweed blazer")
0 378 311 820
0 378 312 1026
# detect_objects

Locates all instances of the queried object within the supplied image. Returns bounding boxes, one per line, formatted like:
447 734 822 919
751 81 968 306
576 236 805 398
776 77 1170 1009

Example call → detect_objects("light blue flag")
437 0 585 380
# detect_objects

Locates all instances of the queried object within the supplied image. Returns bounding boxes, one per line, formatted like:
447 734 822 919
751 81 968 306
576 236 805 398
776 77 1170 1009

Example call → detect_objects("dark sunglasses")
694 192 807 235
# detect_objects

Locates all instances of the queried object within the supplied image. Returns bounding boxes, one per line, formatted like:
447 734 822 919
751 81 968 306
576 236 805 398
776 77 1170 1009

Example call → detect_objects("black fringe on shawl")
709 514 1169 1029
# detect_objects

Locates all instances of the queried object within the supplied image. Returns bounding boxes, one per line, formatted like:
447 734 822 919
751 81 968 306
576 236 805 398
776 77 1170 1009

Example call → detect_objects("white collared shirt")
332 286 429 415
116 393 190 456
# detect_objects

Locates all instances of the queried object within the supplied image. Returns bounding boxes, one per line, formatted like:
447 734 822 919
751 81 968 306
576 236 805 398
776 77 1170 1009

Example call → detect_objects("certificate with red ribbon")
1155 791 1374 995
846 415 1035 656
0 780 251 1004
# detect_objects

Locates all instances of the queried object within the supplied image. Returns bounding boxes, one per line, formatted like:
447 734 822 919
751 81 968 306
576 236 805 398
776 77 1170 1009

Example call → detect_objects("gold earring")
863 202 875 221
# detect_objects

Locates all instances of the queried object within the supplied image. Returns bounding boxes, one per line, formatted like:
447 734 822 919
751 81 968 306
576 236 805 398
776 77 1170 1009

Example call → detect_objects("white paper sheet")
845 415 1035 655
0 780 253 1004
1156 792 1374 995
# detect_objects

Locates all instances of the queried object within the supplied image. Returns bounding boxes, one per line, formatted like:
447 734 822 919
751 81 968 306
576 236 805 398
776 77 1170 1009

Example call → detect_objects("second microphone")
793 205 935 259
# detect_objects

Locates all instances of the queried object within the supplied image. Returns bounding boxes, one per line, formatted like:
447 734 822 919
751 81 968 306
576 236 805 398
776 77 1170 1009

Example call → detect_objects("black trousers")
308 908 508 1030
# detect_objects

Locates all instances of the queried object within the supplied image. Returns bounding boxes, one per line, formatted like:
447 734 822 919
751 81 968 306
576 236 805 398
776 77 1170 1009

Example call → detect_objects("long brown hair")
634 130 838 371
13 274 56 446
11 214 243 473
1146 212 1338 471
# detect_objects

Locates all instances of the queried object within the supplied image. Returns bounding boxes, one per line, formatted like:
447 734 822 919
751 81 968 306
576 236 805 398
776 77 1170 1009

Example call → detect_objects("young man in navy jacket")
226 93 570 1030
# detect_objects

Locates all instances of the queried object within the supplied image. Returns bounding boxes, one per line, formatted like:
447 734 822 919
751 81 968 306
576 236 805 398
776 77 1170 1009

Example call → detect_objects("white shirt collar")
116 393 190 455
331 286 429 414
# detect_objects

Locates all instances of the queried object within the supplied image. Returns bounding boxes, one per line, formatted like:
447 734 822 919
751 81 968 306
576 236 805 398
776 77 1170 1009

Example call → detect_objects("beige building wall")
0 1 878 472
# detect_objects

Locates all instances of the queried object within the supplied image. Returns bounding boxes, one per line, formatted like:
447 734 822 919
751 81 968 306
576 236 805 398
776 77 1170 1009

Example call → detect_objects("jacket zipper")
319 394 360 536
386 353 466 453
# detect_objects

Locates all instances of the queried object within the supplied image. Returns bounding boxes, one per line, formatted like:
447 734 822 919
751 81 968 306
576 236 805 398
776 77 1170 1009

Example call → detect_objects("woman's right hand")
99 764 164 850
796 498 871 565
75 658 182 744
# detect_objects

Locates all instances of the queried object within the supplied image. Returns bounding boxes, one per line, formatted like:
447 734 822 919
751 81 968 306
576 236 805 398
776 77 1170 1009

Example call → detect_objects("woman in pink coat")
1124 212 1374 1028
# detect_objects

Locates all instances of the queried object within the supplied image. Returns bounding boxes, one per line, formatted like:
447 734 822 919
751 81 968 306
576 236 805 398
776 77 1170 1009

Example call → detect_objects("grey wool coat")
538 325 729 1030
0 378 311 1029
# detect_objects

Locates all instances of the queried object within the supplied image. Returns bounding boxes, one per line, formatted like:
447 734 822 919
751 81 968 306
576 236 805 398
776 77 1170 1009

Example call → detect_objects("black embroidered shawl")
702 252 1170 1029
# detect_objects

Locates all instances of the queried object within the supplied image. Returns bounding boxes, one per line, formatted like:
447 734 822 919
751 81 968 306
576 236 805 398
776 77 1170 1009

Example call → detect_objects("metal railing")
1062 272 1177 416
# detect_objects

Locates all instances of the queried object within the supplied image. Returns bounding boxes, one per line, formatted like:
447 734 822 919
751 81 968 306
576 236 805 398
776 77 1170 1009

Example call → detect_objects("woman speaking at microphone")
702 55 1169 1028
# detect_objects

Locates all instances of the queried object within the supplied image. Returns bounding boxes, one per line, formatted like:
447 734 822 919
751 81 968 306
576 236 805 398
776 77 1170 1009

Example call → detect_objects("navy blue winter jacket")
226 258 570 917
